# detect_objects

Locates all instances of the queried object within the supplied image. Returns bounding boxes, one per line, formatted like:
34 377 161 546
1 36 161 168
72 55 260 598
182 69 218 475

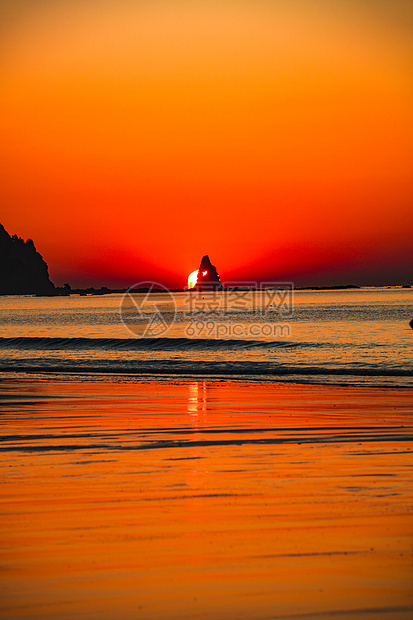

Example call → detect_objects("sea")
0 287 412 387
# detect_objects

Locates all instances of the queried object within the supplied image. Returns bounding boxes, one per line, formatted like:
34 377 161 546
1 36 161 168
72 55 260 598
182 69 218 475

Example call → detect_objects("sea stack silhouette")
0 223 55 295
193 255 222 291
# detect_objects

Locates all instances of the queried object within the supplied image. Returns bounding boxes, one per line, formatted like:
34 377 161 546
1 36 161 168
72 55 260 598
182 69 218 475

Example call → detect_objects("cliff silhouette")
0 223 55 295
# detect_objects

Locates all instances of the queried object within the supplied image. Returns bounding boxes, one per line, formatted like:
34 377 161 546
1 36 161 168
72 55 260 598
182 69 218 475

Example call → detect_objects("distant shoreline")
0 283 411 297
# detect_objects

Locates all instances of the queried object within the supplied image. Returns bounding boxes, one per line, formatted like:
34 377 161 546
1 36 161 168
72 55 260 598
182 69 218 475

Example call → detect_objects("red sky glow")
1 0 412 287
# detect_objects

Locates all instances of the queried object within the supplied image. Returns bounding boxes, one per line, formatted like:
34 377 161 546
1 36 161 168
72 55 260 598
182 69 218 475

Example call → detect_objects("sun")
188 270 199 289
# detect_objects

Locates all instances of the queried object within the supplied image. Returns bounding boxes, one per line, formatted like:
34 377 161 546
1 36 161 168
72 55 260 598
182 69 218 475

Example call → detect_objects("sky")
1 0 412 287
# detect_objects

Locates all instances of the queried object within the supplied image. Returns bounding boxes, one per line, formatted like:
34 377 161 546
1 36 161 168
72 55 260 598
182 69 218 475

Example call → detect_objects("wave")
1 337 411 387
0 359 412 378
0 336 300 352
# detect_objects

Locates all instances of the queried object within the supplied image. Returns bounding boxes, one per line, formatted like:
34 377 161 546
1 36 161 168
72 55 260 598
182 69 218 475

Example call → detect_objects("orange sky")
1 0 412 287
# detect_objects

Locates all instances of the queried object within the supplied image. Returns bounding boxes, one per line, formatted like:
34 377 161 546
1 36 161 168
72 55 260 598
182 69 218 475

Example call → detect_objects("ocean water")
0 287 412 387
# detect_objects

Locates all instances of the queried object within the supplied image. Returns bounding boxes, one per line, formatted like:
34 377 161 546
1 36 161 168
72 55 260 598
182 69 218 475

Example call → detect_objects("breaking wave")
0 359 412 380
1 337 411 387
0 336 300 352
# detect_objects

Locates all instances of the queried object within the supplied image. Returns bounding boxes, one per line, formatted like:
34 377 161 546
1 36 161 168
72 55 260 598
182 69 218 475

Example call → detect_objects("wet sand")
0 378 412 619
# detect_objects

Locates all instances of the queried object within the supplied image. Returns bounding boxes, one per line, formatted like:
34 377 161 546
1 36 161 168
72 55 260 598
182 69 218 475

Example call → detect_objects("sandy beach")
1 377 412 619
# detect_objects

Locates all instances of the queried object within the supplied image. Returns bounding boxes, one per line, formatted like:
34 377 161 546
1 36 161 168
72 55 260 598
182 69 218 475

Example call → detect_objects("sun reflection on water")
187 381 207 417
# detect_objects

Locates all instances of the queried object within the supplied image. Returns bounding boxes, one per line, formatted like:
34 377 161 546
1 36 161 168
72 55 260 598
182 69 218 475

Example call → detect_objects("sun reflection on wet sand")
187 381 207 417
0 379 412 619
